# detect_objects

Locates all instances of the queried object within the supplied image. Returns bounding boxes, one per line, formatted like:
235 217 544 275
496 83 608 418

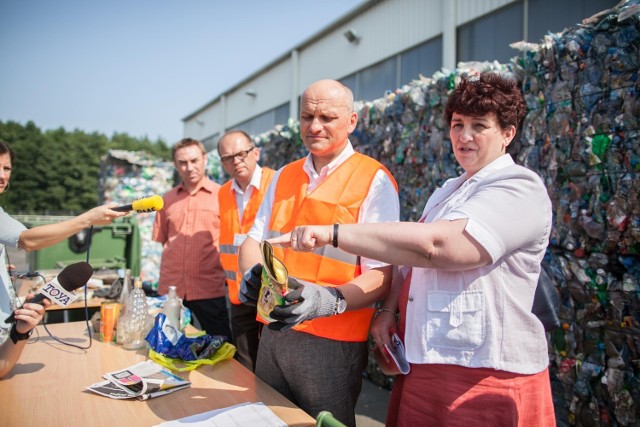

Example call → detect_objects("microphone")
4 261 93 323
113 195 164 213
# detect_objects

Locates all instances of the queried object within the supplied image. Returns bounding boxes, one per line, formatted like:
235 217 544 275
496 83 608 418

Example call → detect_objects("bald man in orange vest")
217 130 274 371
238 80 400 426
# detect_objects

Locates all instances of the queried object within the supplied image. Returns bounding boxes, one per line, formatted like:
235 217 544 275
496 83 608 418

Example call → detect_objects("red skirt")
386 270 556 427
387 364 556 427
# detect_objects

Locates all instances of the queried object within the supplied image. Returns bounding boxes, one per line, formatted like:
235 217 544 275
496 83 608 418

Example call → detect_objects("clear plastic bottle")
118 269 132 306
123 278 150 350
116 269 132 345
163 285 181 330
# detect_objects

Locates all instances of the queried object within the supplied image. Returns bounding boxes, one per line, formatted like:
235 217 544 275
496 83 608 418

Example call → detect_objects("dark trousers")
230 302 261 372
256 327 366 427
183 296 232 340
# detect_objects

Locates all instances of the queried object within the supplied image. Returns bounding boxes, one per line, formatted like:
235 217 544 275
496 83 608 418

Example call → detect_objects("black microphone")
113 195 164 213
4 262 93 323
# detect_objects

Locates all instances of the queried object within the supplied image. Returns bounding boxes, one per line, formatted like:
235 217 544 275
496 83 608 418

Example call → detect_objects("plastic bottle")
163 286 181 330
123 278 150 350
116 269 132 345
118 269 131 306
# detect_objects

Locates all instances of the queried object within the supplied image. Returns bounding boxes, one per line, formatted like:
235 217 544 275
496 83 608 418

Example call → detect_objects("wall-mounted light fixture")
195 118 205 126
343 29 360 44
245 90 257 97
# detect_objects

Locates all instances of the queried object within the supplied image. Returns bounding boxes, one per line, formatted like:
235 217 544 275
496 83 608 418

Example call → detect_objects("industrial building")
182 0 617 149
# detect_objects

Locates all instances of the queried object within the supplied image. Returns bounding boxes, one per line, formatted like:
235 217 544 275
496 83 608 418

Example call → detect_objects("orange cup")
100 302 120 342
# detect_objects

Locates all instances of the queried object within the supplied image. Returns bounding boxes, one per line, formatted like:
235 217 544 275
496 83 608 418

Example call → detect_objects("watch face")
337 299 347 314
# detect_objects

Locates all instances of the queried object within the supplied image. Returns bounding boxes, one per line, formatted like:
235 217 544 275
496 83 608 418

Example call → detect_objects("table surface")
0 321 315 427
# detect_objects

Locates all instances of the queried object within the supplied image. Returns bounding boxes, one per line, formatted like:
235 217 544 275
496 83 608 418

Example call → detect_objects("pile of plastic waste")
99 150 174 289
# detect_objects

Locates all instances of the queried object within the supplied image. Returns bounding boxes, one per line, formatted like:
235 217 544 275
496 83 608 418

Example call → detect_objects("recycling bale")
99 149 174 289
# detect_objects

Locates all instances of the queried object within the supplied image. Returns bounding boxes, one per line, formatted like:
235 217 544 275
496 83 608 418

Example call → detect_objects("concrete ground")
355 378 391 426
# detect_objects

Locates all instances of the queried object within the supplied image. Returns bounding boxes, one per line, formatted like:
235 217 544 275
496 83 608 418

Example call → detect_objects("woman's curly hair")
444 73 527 131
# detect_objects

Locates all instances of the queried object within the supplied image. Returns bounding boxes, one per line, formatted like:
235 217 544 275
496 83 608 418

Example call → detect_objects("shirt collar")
231 164 263 195
178 177 215 194
303 141 354 179
469 154 515 182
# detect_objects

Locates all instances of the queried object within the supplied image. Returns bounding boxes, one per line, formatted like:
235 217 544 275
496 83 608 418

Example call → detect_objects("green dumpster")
16 215 141 276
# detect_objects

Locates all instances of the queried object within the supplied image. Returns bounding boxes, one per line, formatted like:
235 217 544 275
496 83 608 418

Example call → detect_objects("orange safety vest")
265 153 398 342
219 168 275 304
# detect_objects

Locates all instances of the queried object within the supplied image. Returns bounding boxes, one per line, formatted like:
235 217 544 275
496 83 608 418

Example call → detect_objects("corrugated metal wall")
456 0 518 25
298 0 443 91
183 0 520 143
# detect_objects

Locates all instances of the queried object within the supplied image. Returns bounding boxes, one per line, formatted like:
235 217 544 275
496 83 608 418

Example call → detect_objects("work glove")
239 263 263 306
269 279 338 332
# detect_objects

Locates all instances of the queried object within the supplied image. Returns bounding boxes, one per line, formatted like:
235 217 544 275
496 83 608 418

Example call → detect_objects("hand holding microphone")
4 262 94 323
113 195 164 213
10 294 50 341
76 196 163 227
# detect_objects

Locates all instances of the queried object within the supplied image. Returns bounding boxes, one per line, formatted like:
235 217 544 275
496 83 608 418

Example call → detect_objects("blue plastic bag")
145 313 229 361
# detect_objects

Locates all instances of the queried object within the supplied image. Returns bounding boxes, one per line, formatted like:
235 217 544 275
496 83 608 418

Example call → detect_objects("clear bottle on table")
118 269 132 306
163 285 181 330
123 278 150 350
116 269 132 345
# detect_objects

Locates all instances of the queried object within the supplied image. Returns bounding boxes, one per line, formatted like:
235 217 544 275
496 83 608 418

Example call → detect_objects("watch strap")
333 288 347 315
10 323 33 344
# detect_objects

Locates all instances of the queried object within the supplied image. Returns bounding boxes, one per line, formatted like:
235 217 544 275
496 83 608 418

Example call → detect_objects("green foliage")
0 120 172 213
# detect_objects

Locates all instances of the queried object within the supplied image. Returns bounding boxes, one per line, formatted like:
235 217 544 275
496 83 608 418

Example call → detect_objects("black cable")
40 225 94 350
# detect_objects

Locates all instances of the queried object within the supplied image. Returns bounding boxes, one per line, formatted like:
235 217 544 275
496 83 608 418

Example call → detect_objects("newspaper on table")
86 360 190 401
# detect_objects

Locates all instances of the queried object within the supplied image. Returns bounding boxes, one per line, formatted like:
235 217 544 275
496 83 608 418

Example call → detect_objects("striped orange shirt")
152 178 226 300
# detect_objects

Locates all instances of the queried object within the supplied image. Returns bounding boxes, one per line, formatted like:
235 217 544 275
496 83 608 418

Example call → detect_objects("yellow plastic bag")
149 342 236 372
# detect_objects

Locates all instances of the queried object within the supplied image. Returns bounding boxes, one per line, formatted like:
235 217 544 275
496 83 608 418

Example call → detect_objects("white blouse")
404 155 553 374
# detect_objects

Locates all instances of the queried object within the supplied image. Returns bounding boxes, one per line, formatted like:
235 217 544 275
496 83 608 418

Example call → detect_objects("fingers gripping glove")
269 279 338 332
239 263 263 306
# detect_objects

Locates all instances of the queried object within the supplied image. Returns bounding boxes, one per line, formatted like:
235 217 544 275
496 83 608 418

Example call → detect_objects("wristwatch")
10 324 33 344
333 288 347 315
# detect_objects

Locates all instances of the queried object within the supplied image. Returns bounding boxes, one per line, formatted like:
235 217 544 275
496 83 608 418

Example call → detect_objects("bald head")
301 79 354 114
299 79 358 171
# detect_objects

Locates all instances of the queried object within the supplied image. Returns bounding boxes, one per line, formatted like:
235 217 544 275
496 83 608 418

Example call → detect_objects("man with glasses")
153 138 231 340
217 130 274 371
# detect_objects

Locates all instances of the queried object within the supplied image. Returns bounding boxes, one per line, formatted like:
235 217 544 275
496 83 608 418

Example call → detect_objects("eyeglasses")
220 147 255 164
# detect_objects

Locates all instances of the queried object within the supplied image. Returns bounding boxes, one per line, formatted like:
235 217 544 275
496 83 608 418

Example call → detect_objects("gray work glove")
239 263 263 306
269 279 337 332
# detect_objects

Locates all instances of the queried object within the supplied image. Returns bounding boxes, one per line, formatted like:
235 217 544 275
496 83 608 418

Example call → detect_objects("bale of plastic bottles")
99 150 174 289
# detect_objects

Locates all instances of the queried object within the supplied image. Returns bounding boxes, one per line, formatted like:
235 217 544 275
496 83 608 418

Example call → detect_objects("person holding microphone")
0 140 127 378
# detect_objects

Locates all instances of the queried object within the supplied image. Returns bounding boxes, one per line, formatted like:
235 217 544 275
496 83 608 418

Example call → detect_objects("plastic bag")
145 313 236 372
532 265 561 331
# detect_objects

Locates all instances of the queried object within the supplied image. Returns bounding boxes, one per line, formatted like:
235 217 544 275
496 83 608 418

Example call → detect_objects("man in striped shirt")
153 138 231 339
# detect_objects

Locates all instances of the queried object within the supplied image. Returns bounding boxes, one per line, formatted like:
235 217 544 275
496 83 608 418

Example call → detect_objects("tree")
0 120 171 213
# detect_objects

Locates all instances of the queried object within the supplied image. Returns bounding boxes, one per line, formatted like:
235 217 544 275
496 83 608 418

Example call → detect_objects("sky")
0 0 363 144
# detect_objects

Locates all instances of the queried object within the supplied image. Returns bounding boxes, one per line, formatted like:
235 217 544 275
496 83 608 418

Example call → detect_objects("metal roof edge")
182 0 380 122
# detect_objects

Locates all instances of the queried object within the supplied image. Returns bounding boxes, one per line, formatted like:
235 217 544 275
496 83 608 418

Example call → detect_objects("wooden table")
0 322 315 427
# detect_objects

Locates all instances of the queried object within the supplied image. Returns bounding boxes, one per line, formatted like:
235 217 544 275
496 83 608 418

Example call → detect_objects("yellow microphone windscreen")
131 195 164 212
